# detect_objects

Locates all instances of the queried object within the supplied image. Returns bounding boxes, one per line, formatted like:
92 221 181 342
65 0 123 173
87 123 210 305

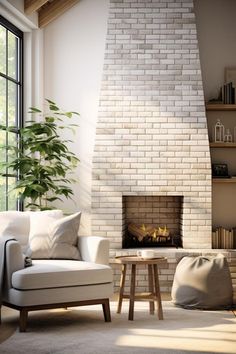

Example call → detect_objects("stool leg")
117 264 127 314
148 264 155 315
128 264 136 321
153 264 163 320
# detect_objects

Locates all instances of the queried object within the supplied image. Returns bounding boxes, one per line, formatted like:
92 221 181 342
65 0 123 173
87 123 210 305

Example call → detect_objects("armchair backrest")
0 212 30 252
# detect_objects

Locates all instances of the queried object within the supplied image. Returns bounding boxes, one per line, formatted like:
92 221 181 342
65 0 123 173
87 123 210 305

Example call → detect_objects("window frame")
0 15 23 211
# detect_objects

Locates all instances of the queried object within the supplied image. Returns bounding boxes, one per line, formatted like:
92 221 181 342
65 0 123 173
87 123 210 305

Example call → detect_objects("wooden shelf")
206 104 236 111
213 178 236 183
210 142 236 148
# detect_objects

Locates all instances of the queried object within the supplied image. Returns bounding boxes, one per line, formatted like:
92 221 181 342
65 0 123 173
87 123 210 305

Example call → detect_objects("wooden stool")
113 256 167 320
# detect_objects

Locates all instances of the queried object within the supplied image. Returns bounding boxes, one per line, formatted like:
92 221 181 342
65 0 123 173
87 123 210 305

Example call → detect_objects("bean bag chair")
171 254 233 309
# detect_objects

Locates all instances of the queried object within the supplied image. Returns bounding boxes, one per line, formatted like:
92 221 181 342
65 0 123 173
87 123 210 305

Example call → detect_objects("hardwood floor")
0 306 18 344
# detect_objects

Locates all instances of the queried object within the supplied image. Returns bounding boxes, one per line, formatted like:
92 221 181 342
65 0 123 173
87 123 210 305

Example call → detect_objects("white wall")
194 0 236 229
44 0 109 234
194 0 236 102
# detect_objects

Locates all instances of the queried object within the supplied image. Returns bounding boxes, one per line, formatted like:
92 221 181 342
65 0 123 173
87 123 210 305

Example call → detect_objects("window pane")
0 17 22 211
0 130 6 174
7 131 17 175
0 25 6 75
8 80 17 127
0 176 6 211
8 31 18 80
0 76 6 125
7 176 17 210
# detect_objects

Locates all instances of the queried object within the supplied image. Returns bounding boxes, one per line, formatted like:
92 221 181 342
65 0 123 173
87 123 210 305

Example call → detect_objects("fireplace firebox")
122 196 183 249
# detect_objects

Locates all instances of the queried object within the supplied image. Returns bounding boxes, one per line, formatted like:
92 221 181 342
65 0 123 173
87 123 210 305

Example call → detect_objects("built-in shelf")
212 178 236 183
210 142 236 148
206 104 236 111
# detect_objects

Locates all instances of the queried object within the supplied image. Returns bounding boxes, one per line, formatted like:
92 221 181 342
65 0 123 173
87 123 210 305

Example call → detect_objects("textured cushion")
12 259 112 290
0 211 30 247
0 210 64 252
171 254 233 310
27 212 81 260
29 210 64 240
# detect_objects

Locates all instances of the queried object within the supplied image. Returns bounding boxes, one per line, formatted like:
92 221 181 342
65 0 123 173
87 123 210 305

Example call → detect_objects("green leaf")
49 104 59 111
45 99 56 105
45 117 55 123
45 197 62 202
28 107 42 113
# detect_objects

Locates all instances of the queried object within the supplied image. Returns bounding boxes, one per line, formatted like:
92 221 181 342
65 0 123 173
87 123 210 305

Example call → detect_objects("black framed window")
0 16 23 211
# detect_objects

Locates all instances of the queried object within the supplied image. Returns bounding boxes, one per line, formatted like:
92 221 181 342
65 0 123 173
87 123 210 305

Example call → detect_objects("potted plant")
0 99 79 210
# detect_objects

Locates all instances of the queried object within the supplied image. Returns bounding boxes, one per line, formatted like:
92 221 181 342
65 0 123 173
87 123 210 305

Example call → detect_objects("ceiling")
24 0 80 28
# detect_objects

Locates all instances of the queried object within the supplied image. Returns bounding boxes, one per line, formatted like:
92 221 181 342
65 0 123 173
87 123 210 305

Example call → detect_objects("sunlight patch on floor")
115 323 236 353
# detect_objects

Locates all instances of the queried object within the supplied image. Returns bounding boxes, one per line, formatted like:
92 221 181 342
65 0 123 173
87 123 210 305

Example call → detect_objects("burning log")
128 223 154 242
128 223 171 243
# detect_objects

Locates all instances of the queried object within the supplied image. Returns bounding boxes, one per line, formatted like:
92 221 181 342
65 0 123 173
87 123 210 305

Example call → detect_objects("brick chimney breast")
92 0 212 250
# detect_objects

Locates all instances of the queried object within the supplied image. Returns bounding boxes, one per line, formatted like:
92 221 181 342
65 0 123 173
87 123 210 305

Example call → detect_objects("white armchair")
1 236 113 332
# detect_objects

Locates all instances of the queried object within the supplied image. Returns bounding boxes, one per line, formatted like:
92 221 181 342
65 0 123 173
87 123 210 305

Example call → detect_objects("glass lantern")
214 119 225 142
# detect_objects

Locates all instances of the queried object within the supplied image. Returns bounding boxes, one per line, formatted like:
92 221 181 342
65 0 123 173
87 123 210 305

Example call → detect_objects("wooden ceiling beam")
24 0 49 15
38 0 80 28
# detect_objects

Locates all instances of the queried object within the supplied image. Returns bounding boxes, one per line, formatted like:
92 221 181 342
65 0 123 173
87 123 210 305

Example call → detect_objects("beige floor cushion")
171 254 233 309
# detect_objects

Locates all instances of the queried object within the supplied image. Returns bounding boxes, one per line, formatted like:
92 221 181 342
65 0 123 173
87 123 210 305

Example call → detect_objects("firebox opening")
122 196 183 249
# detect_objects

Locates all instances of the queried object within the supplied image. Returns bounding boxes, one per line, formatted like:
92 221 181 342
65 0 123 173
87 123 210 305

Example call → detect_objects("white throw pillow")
27 211 81 260
28 210 64 240
27 210 63 258
0 211 30 248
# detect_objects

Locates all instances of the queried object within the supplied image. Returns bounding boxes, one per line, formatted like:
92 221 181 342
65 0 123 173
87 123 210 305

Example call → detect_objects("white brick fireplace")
90 0 236 294
92 0 212 256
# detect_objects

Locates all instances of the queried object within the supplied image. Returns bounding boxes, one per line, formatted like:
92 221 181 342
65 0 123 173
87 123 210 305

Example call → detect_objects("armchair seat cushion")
12 260 112 290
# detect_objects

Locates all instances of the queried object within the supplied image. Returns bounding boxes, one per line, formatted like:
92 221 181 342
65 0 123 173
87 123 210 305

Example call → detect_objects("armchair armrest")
78 236 110 265
5 240 24 290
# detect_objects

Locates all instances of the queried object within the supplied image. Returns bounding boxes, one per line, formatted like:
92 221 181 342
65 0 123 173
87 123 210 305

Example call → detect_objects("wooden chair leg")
19 309 28 332
148 264 155 314
102 299 111 322
0 305 2 324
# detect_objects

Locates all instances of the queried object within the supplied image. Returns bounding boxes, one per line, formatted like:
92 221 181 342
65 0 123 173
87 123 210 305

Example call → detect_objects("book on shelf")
212 226 235 249
222 82 236 104
232 228 236 249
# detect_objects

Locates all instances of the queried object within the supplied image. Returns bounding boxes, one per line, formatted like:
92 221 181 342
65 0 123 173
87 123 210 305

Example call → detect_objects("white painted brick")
91 0 212 251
